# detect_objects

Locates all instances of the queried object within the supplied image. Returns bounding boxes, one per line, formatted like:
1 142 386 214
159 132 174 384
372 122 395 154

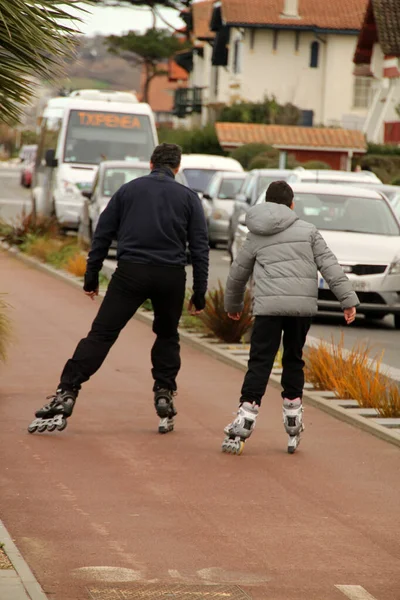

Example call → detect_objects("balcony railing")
173 87 202 118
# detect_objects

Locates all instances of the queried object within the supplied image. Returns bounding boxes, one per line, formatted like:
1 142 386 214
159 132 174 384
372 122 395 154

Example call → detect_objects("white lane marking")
336 585 378 600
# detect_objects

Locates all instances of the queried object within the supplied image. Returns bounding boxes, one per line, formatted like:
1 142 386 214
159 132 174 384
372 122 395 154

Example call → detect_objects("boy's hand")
228 312 241 321
344 307 356 324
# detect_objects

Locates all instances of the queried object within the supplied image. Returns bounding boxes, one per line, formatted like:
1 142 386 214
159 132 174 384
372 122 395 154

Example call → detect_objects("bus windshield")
64 110 154 165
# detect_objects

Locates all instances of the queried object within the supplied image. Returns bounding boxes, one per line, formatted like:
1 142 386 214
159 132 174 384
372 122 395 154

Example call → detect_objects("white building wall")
209 28 368 130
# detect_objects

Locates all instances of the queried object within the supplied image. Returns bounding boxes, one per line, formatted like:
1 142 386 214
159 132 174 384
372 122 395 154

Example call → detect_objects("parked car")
175 154 243 197
228 169 293 260
348 183 400 220
78 160 150 246
287 168 382 185
232 182 400 327
202 171 246 247
19 145 37 188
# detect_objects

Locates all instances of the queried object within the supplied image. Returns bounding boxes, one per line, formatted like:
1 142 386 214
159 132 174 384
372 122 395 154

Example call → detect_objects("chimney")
281 0 300 19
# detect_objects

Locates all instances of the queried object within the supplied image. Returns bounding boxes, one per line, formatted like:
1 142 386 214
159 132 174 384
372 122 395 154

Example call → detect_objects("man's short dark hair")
265 181 294 208
151 143 182 170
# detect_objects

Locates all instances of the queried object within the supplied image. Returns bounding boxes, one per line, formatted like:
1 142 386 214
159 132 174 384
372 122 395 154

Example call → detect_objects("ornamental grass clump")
0 295 12 363
199 281 253 343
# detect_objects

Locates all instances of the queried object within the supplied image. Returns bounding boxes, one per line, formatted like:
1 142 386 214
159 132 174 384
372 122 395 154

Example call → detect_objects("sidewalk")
1 250 400 600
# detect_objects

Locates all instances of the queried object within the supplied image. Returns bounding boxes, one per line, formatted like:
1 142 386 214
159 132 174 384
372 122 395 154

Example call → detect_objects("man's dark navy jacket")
86 167 209 295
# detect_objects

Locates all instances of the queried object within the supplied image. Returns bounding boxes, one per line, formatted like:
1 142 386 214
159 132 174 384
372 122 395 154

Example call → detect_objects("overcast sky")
67 3 183 36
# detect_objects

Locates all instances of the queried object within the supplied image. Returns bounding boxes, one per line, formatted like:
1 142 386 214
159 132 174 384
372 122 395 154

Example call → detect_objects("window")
273 30 279 52
295 31 300 53
310 41 319 68
36 116 62 168
218 177 245 199
353 76 373 109
250 29 256 51
233 39 242 74
213 66 219 97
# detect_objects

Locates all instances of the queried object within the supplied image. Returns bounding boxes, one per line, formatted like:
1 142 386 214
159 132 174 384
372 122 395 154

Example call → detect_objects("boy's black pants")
59 261 186 392
241 315 312 406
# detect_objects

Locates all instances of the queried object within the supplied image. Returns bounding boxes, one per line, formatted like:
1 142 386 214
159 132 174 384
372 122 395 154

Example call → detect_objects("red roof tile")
168 59 189 82
193 0 215 40
215 122 367 151
221 0 368 31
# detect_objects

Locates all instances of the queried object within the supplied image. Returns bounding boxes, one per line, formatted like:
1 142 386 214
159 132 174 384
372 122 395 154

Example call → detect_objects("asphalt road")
1 166 400 371
1 252 399 600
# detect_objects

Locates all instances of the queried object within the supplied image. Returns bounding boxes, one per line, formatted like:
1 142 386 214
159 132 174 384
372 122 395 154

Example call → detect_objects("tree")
0 0 86 125
219 97 301 126
107 29 186 102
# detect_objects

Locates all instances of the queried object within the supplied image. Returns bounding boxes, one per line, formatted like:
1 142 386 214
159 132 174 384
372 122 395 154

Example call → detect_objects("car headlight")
389 259 400 274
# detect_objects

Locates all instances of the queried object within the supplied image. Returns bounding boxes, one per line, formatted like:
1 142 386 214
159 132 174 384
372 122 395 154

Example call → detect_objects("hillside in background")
62 35 141 94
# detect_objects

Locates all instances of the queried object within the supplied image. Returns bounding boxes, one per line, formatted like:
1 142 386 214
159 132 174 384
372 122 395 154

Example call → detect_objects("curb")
0 520 49 600
3 243 400 450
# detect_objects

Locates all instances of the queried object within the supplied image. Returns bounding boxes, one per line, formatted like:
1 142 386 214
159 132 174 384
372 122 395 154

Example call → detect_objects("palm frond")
0 1 92 124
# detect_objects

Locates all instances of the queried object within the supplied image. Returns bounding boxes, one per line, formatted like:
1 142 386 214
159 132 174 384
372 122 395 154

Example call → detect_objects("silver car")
232 183 400 327
79 160 150 245
202 171 246 248
228 169 293 260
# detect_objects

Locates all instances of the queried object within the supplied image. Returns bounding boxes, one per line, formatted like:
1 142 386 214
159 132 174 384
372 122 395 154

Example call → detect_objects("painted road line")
336 585 378 600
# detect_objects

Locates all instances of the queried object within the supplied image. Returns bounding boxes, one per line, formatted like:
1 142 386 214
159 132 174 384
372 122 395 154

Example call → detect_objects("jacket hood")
246 202 298 236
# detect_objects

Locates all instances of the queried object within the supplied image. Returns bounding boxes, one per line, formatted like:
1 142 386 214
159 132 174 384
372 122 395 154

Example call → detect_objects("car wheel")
394 314 400 330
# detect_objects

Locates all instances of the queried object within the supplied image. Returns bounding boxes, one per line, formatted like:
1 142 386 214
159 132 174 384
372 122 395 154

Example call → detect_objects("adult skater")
221 181 359 455
28 143 209 435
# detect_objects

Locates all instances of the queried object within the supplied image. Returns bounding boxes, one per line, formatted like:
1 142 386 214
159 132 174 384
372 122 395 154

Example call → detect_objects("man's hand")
189 293 206 315
85 289 99 301
344 306 356 325
228 312 241 321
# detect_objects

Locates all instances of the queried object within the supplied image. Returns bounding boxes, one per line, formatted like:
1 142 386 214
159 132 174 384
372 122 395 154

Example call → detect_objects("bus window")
63 110 154 165
36 116 62 168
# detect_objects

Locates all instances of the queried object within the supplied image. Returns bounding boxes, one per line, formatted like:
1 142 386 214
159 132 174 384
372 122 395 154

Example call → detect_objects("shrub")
231 143 272 169
199 281 253 343
219 96 301 126
301 160 330 170
248 150 299 170
305 335 400 418
66 253 87 277
0 295 12 363
158 125 225 156
391 177 400 186
20 234 63 262
0 212 59 246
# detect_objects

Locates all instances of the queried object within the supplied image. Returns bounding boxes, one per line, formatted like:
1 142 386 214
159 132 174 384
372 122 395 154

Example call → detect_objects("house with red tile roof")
175 0 370 132
354 0 400 143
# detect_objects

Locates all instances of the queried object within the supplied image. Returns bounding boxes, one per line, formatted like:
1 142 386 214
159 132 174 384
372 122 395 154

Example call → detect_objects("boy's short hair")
265 181 294 208
150 143 182 170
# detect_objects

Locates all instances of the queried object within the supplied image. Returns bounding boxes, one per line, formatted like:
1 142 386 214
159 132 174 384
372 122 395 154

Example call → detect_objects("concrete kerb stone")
3 242 400 450
0 520 49 600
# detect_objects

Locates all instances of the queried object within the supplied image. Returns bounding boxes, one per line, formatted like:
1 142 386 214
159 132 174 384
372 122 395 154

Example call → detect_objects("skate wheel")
56 418 67 431
236 441 245 455
47 421 57 432
27 424 37 434
37 422 47 433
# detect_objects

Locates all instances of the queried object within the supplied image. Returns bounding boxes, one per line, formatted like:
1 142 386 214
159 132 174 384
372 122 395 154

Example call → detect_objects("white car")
175 154 244 198
287 168 381 186
79 160 150 245
232 183 400 327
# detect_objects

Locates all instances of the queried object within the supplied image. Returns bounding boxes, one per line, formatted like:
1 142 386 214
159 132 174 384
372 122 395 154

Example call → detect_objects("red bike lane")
0 252 399 600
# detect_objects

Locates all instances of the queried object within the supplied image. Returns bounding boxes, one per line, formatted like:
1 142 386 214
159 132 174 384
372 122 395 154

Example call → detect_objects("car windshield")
293 192 400 236
257 175 289 195
183 169 218 193
64 110 154 165
218 177 245 199
102 166 149 196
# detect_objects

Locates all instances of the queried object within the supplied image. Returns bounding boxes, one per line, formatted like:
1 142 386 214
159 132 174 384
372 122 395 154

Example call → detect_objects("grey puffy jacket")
225 203 359 316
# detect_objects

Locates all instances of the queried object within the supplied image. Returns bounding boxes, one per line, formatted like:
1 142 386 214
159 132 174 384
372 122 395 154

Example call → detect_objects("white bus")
32 89 158 229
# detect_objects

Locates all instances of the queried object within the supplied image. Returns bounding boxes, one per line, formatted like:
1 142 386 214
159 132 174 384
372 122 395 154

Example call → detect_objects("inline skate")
154 388 177 434
222 402 259 455
283 397 304 454
28 389 77 434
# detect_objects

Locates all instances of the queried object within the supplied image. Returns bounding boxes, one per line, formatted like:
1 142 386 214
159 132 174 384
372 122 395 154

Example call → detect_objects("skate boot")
28 389 77 434
154 388 177 434
222 402 259 455
283 398 304 454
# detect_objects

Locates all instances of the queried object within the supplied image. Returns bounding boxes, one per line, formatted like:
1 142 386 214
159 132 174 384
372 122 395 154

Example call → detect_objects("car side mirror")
203 193 212 201
45 148 58 168
81 190 93 200
238 214 246 226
